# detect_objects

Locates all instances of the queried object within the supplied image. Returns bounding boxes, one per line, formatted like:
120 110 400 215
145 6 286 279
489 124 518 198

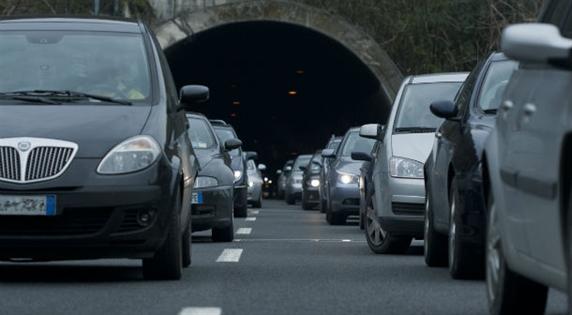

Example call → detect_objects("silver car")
285 155 312 205
246 157 265 209
363 72 467 254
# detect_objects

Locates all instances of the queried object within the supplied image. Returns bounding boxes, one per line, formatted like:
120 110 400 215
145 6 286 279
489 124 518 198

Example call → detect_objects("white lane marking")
236 227 252 235
234 238 365 243
249 210 260 215
216 249 243 262
245 217 257 222
179 307 222 315
341 239 351 242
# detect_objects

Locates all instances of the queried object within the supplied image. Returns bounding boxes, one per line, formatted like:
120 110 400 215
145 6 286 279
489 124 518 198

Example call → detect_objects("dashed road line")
216 249 243 262
179 307 222 315
245 217 257 222
233 238 366 243
249 210 260 215
236 227 252 235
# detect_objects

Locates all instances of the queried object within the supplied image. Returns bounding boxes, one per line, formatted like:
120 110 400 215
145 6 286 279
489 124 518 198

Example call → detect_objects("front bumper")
330 183 360 215
192 185 233 232
302 187 320 205
378 176 425 237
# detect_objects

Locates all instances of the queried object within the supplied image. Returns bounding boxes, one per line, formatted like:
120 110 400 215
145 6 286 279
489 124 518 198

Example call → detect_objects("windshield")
328 140 341 150
341 131 376 156
188 118 216 150
478 60 518 111
214 128 240 156
309 153 322 171
394 82 462 131
0 30 151 103
293 156 311 171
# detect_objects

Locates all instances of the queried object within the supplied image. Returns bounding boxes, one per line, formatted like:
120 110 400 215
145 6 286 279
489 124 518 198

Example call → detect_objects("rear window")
214 128 240 156
293 156 311 170
188 118 216 149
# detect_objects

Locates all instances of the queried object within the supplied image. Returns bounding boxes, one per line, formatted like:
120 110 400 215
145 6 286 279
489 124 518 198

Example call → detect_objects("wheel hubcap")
424 198 430 257
486 200 501 302
367 206 385 246
448 196 456 267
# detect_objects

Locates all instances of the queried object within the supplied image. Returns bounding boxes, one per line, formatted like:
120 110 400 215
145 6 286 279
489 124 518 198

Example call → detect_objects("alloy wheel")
424 198 431 258
366 205 385 246
448 195 457 268
486 199 502 303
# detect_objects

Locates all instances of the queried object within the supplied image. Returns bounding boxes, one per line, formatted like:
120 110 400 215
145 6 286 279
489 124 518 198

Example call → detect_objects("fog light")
137 209 156 227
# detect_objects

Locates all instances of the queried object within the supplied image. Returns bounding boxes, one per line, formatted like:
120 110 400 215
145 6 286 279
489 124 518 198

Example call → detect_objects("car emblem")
17 141 31 152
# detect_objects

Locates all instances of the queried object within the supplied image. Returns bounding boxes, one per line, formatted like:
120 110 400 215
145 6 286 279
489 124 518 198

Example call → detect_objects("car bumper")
378 176 425 237
302 187 320 204
192 185 233 232
247 183 262 202
330 184 360 215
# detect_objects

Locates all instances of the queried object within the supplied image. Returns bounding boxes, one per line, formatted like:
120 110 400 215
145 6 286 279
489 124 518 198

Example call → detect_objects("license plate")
192 192 203 205
0 195 56 216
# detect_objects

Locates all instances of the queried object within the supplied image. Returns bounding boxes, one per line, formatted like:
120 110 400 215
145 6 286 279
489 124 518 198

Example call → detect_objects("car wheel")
486 191 548 315
568 186 572 315
424 194 447 267
359 210 365 230
234 204 248 218
143 193 183 280
320 194 328 213
364 198 411 254
285 193 296 205
328 212 345 225
448 180 483 279
182 218 192 268
253 195 262 209
212 222 234 242
302 200 313 210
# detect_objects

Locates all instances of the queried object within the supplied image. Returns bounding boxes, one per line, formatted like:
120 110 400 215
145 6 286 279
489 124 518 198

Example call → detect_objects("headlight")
234 170 243 182
248 180 254 188
337 172 357 185
310 179 320 187
194 176 218 189
390 156 424 179
97 135 161 175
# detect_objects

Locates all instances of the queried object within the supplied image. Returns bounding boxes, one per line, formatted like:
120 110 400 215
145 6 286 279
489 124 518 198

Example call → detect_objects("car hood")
391 133 434 162
334 157 363 176
0 105 152 158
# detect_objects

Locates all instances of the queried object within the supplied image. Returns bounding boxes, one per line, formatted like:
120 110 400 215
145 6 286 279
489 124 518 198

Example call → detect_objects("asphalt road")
0 200 567 315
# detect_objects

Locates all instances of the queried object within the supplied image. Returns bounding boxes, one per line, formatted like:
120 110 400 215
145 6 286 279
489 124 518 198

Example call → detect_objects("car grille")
392 202 425 215
0 138 78 184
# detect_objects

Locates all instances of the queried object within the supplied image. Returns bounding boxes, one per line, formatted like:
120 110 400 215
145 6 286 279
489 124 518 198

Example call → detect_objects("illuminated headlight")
310 179 320 187
234 170 243 182
194 176 218 188
337 172 357 185
97 135 160 174
248 180 254 188
390 156 424 179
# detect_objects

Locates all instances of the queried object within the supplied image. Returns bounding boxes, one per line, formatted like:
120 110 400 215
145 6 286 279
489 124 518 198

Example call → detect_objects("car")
0 17 207 280
285 154 312 205
277 160 294 199
187 113 241 242
246 152 265 209
322 128 376 225
211 120 249 218
351 140 381 230
319 136 342 213
301 150 323 210
482 5 572 314
362 72 467 254
423 53 517 279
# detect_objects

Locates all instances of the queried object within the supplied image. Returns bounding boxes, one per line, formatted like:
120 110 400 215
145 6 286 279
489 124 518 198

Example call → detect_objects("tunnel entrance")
165 21 389 170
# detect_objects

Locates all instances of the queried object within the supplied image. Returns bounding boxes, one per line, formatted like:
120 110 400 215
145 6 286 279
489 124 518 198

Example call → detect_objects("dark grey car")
187 113 242 242
319 136 342 213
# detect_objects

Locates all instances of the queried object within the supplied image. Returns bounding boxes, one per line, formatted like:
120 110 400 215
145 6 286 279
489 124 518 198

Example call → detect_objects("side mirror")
224 138 242 151
179 85 209 109
276 170 283 175
258 164 267 171
359 124 385 140
351 151 373 162
321 148 336 159
430 100 458 120
501 23 572 67
285 166 293 172
245 151 258 160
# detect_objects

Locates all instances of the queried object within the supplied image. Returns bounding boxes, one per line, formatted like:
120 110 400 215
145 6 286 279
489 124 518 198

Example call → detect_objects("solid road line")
179 307 222 315
216 249 243 262
236 227 252 235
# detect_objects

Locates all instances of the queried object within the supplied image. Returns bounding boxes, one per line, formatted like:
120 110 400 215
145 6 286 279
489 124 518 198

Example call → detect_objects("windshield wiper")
0 93 61 105
2 90 132 105
394 127 436 133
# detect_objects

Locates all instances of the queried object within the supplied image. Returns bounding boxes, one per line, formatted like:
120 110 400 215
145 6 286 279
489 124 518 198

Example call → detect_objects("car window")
188 118 216 149
454 63 482 114
478 60 518 111
340 132 376 157
562 14 572 38
328 140 341 150
394 82 462 132
541 0 570 26
293 156 311 170
309 153 322 171
214 128 240 157
247 160 256 170
0 31 151 103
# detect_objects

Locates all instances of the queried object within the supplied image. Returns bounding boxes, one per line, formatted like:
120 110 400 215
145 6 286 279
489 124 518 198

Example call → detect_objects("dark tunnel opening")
165 21 389 171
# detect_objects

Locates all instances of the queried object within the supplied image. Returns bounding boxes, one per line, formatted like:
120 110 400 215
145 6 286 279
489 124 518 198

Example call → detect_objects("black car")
319 136 342 213
211 120 249 218
301 150 322 210
423 52 517 279
351 140 381 230
187 113 242 242
0 17 206 280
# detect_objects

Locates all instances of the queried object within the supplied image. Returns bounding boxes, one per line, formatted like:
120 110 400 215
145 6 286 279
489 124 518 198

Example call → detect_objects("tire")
359 210 365 230
320 196 327 213
182 219 192 268
568 186 572 315
253 196 262 209
327 211 345 225
302 198 313 210
364 197 412 254
143 193 183 281
424 194 448 267
448 179 484 279
212 223 234 242
286 193 295 205
486 190 548 315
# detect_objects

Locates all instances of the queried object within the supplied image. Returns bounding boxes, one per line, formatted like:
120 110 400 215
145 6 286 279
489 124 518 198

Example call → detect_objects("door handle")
501 100 514 112
435 131 442 139
523 103 536 116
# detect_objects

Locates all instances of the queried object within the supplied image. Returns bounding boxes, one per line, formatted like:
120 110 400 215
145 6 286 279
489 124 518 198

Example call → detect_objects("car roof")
185 112 207 119
490 52 508 62
409 72 469 84
0 17 142 33
209 119 229 126
296 154 313 159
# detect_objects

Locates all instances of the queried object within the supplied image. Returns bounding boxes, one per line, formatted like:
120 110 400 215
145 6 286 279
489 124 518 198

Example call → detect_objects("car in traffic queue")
423 53 517 279
351 139 381 230
0 17 208 280
277 159 294 199
319 136 342 213
211 120 249 218
322 128 376 225
301 150 322 210
187 113 241 242
361 72 467 254
285 154 312 205
246 152 265 208
481 4 572 314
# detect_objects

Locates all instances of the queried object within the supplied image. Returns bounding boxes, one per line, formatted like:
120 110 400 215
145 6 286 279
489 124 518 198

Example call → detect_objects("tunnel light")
232 101 240 105
288 90 298 96
296 70 305 75
230 113 237 118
